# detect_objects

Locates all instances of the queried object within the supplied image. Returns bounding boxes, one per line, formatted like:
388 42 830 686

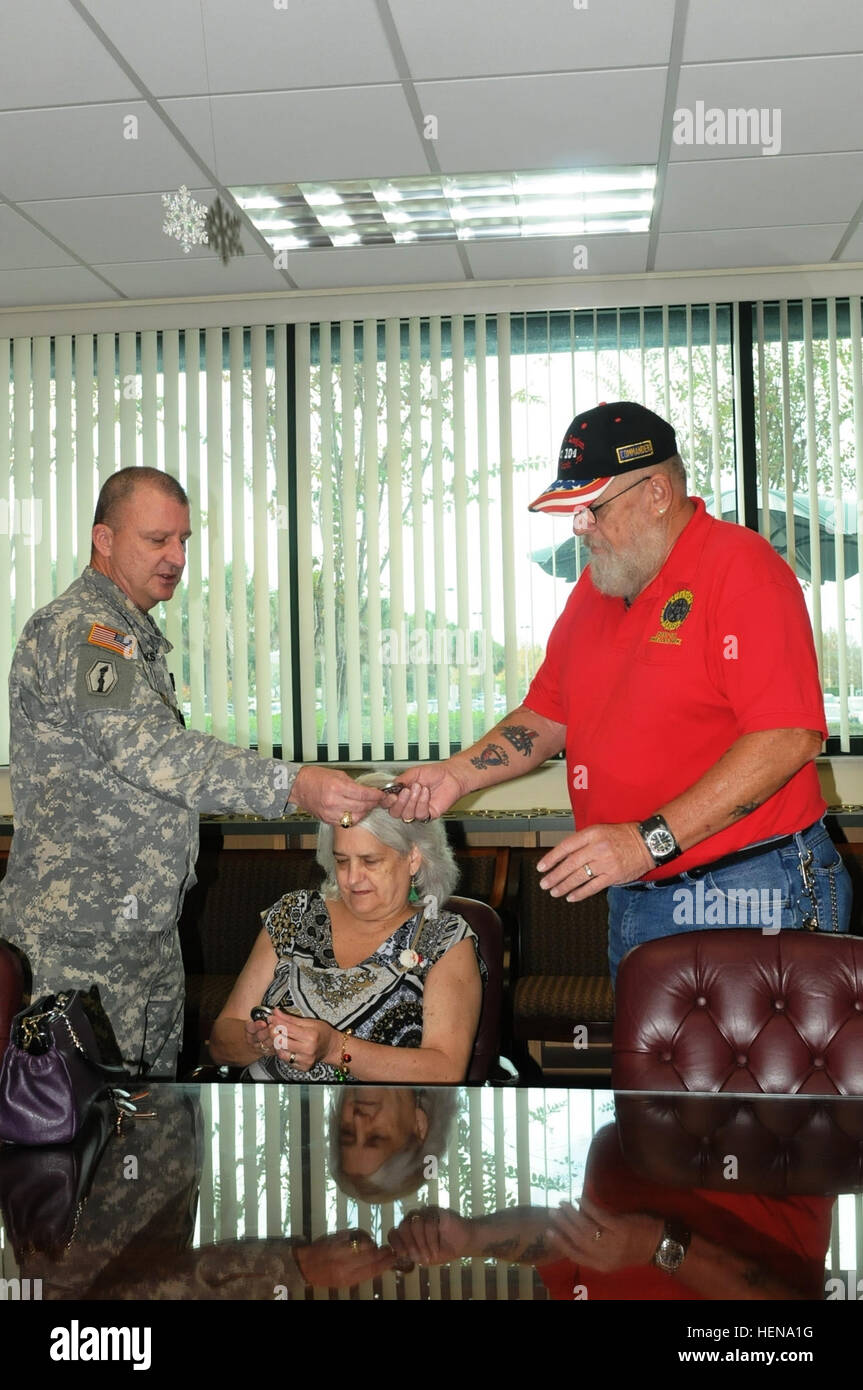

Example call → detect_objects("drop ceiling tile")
285 242 466 290
79 0 210 97
91 253 287 298
85 0 398 97
163 88 425 185
417 70 667 171
661 153 863 232
0 205 77 269
465 232 649 279
16 190 266 265
0 104 206 201
0 0 137 109
836 220 863 261
671 57 863 160
654 224 848 271
684 0 863 61
0 266 123 307
389 0 676 79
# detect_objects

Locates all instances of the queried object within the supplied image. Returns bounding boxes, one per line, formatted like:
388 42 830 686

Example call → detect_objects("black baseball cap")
528 401 678 514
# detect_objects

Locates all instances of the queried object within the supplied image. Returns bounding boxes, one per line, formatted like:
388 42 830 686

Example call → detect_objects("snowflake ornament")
161 185 209 254
205 197 245 266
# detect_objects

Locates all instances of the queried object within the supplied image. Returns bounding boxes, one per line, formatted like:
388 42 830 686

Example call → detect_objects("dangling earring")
408 874 420 904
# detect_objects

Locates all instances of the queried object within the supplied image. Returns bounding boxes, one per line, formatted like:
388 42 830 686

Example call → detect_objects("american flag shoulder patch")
87 622 138 660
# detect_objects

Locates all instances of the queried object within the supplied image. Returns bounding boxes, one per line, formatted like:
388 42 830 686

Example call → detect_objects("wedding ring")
403 816 415 824
593 1228 602 1241
350 1238 360 1252
582 863 594 880
289 1052 297 1065
340 813 353 828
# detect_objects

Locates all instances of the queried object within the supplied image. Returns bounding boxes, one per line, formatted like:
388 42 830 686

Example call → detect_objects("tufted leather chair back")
612 929 863 1094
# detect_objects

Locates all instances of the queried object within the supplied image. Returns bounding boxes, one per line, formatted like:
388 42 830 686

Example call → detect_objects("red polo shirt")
524 497 826 879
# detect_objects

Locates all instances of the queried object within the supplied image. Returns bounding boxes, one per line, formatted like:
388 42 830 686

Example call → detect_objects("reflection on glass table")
0 1085 860 1301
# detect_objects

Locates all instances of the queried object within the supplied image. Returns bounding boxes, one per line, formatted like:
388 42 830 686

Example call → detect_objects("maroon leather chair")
612 929 863 1094
446 895 504 1083
0 942 25 1063
614 1093 863 1194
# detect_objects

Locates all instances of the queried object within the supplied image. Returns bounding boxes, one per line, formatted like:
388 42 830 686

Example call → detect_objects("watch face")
647 827 676 857
655 1237 686 1272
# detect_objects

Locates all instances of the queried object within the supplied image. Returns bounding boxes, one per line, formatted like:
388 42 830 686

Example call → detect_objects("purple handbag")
0 991 128 1145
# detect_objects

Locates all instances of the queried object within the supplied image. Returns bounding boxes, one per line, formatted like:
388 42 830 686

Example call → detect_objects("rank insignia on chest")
648 588 694 646
87 622 138 660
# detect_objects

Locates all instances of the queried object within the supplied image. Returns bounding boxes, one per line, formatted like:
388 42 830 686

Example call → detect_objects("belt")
619 822 818 891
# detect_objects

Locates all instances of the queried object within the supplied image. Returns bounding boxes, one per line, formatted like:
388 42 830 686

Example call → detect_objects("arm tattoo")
520 1236 549 1262
481 1237 520 1259
501 724 540 757
470 743 510 771
732 801 761 819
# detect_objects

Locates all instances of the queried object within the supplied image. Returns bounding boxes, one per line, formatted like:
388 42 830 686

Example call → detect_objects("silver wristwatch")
652 1220 691 1273
638 813 681 866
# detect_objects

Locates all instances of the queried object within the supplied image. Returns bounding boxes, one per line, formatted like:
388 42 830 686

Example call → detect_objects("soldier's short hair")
93 468 189 529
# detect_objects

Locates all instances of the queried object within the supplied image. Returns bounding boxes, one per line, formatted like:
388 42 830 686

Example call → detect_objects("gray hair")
659 452 688 490
328 1088 460 1203
316 770 458 908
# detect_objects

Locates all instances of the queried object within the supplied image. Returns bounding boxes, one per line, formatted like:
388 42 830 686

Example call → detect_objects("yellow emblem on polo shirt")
648 588 694 646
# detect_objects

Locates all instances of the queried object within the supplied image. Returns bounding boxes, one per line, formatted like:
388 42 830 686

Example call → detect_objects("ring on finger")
582 862 594 880
289 1051 297 1065
340 812 353 829
593 1228 602 1241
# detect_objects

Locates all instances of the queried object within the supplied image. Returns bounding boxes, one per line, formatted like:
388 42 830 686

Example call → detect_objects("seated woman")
208 772 485 1082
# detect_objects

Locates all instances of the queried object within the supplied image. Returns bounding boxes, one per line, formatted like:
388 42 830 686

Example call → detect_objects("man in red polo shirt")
387 402 850 980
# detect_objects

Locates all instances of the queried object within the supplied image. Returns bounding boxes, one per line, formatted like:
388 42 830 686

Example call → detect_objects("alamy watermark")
379 623 485 674
672 882 782 933
673 102 781 156
0 498 42 545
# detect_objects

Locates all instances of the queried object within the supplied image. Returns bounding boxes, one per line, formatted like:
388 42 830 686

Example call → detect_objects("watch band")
638 813 682 865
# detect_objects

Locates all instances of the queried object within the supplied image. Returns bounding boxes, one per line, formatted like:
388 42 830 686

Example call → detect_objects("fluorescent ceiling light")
230 165 655 251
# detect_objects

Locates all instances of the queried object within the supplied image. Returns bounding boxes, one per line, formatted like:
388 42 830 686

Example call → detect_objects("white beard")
586 525 670 601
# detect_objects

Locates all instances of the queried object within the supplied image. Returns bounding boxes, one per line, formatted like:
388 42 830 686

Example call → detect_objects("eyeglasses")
572 475 652 534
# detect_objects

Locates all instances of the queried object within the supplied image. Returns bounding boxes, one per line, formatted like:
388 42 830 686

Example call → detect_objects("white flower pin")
399 948 422 969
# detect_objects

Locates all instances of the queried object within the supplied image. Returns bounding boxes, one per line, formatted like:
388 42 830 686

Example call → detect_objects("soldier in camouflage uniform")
0 468 381 1077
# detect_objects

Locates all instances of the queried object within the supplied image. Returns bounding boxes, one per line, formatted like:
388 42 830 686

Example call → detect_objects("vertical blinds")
0 326 294 763
0 299 859 765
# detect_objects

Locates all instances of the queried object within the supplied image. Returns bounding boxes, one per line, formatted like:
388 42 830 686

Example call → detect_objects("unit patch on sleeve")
648 588 694 646
75 647 136 710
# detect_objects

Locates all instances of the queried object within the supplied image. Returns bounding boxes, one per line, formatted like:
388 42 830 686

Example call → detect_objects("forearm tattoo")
732 801 761 819
470 743 510 771
481 1237 519 1259
501 724 540 757
520 1236 549 1262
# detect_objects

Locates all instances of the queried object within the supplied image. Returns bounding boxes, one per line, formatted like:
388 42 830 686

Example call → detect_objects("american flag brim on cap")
527 475 613 514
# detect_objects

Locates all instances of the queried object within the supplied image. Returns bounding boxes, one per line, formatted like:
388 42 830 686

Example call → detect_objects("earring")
408 874 420 904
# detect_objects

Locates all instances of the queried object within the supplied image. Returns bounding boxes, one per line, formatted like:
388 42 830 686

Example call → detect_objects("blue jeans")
607 819 852 987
